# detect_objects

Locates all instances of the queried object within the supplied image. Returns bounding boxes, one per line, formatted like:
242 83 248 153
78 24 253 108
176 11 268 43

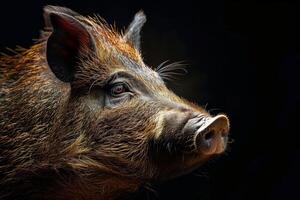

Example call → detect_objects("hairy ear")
44 6 95 82
123 11 146 52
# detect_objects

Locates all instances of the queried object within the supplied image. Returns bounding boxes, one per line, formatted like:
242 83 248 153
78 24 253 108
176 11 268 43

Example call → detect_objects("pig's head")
44 4 230 191
0 6 230 199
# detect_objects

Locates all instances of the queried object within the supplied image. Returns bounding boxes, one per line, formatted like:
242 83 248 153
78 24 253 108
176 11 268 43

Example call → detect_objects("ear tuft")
123 11 146 52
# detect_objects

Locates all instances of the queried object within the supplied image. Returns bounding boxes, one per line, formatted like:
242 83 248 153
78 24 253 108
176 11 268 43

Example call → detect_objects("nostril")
203 129 215 141
221 129 229 137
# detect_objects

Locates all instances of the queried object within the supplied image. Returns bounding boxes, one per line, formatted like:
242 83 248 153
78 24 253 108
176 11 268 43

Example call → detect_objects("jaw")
150 113 230 181
152 152 212 181
151 137 229 182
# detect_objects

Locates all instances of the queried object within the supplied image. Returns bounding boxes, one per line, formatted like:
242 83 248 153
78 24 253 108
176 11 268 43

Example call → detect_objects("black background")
1 0 299 200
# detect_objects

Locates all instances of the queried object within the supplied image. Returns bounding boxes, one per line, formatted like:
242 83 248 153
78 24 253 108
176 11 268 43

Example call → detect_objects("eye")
110 83 128 96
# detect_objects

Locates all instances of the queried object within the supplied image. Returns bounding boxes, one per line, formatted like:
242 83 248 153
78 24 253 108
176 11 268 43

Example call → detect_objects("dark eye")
110 83 127 96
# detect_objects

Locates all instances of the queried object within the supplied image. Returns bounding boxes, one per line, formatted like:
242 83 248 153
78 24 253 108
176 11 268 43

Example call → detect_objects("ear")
123 11 146 52
44 6 95 82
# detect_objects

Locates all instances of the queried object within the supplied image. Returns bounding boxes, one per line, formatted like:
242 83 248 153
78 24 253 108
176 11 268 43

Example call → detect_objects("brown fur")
0 6 229 200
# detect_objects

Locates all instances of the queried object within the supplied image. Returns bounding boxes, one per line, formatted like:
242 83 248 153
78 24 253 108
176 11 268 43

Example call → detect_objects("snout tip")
195 114 230 155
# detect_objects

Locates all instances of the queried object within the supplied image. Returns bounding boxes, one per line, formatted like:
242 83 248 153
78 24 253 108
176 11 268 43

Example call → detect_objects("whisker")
88 76 102 94
192 171 209 178
155 60 169 72
141 183 159 200
155 60 188 82
158 62 186 73
204 103 209 110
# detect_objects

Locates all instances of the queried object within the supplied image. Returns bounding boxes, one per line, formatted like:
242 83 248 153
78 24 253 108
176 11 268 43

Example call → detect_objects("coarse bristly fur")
0 5 230 200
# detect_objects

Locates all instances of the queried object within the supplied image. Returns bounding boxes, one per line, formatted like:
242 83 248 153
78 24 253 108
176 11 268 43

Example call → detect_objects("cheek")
88 101 161 158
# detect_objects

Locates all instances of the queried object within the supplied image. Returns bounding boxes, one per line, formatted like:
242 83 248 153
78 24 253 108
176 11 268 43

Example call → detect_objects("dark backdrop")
1 1 299 200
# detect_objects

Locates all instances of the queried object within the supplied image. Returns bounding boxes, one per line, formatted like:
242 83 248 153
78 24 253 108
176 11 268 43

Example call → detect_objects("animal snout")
183 114 230 155
157 109 230 155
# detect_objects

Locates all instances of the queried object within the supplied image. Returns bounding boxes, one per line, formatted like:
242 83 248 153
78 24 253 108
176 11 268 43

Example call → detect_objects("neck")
47 174 141 200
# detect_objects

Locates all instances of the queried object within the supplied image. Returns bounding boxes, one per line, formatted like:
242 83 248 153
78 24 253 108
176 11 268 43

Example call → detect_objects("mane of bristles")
0 43 47 85
84 14 120 40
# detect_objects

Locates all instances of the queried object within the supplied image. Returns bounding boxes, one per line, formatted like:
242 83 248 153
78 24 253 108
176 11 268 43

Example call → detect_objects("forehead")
117 54 164 86
82 16 164 86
